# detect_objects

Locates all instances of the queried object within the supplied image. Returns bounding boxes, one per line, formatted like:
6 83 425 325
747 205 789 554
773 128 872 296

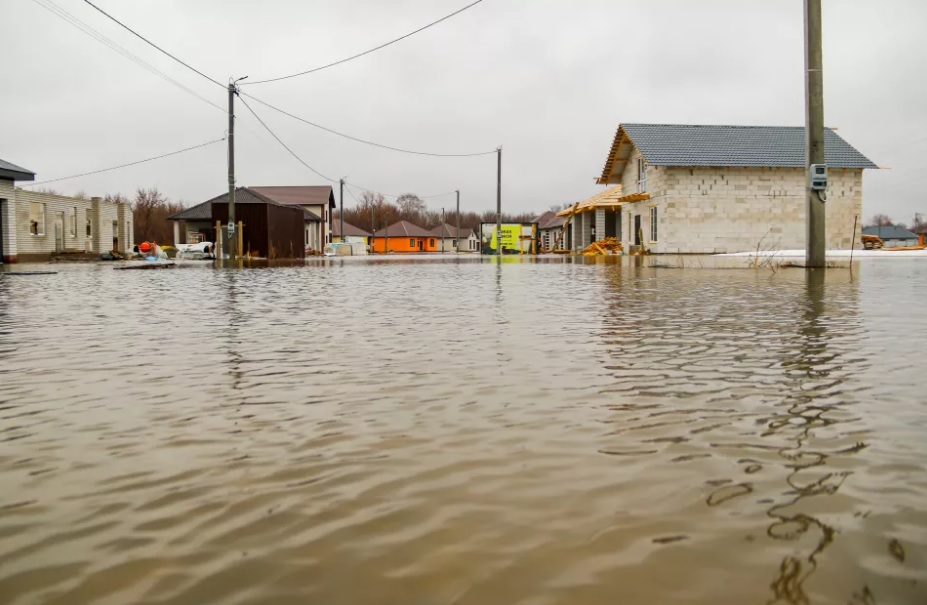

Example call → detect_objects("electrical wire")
242 92 496 157
21 137 226 187
237 95 338 183
242 0 486 85
28 0 225 113
82 0 225 88
240 95 465 200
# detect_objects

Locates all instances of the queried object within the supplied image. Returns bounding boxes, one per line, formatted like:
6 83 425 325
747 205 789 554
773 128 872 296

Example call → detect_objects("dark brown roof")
372 220 434 238
249 186 335 208
169 187 320 221
535 211 565 230
430 223 473 238
332 220 372 237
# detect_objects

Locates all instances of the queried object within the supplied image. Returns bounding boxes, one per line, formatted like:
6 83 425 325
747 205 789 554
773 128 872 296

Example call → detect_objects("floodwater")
1 256 926 605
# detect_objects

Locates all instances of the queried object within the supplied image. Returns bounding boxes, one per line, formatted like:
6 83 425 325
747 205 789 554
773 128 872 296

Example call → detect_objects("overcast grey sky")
3 0 925 222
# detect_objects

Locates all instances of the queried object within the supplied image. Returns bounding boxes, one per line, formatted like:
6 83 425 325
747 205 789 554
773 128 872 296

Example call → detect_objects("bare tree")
867 213 893 227
396 193 426 223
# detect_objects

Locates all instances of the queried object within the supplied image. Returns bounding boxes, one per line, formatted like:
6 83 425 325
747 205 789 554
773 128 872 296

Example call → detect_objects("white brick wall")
8 189 133 260
1 179 16 262
616 150 865 253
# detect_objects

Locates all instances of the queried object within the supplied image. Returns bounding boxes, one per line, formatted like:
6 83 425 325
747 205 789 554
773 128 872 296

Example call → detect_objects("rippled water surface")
1 257 926 605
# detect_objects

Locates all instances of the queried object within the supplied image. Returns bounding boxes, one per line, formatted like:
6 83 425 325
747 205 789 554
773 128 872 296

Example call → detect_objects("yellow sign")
481 223 537 254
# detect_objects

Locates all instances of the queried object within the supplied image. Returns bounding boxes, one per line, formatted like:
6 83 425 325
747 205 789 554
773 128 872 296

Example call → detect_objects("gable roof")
249 186 335 208
0 158 35 182
373 220 434 238
535 211 566 230
598 123 878 184
862 225 918 240
332 220 371 237
168 187 320 221
431 223 473 238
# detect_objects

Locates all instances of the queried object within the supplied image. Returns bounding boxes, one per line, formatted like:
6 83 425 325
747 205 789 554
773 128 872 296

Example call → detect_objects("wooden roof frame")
596 125 634 185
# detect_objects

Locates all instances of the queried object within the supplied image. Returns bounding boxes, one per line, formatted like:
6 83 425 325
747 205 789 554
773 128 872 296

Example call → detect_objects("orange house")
370 220 439 253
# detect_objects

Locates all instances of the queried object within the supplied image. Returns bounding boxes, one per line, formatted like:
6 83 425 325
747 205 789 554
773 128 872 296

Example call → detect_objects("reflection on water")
1 258 926 605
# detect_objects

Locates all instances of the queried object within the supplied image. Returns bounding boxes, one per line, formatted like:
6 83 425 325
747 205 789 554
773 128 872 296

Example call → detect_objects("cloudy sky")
3 0 925 223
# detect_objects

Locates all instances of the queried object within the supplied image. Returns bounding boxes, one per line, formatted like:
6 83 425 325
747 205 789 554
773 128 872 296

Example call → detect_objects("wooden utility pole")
804 0 826 268
496 146 502 256
456 190 460 254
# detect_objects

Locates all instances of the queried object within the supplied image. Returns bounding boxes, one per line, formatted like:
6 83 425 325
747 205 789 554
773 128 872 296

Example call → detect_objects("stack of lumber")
581 237 622 256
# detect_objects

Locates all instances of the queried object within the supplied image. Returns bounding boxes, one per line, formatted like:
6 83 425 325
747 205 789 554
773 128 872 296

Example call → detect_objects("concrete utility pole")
441 207 446 254
339 178 345 246
227 76 247 260
456 190 460 254
804 0 825 268
496 146 502 256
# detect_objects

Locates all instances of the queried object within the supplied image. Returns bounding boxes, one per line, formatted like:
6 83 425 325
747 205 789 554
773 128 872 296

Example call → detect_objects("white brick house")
595 124 878 254
0 159 134 263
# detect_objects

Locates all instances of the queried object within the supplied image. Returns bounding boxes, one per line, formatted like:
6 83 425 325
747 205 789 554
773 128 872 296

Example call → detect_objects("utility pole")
339 178 346 246
456 190 460 254
227 76 247 260
441 207 446 253
804 0 825 268
496 146 502 257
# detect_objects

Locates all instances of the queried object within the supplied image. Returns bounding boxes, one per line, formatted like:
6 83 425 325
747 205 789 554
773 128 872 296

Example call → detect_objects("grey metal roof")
862 225 918 240
622 124 878 169
169 187 320 221
0 158 36 181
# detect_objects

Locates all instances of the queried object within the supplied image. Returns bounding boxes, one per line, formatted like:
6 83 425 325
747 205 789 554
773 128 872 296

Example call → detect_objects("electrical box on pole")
809 164 827 191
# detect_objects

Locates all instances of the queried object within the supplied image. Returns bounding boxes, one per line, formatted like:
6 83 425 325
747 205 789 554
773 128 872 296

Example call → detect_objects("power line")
82 0 224 88
237 95 337 183
242 0 487 85
28 0 224 113
242 92 496 157
21 137 226 187
240 96 462 201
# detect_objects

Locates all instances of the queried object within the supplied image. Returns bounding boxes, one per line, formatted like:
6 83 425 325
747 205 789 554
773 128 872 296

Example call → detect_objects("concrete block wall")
1 179 17 262
6 189 133 261
630 166 863 254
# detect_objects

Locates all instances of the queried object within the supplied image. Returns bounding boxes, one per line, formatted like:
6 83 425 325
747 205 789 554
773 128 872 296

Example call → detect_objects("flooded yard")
1 257 926 605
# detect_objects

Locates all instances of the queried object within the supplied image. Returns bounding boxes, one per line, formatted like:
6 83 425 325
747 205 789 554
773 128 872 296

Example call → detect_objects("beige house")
431 223 479 252
1 159 133 263
594 124 877 254
248 186 334 249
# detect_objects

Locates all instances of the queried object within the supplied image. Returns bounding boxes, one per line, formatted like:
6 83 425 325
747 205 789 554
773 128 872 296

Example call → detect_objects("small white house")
1 159 133 263
431 223 479 252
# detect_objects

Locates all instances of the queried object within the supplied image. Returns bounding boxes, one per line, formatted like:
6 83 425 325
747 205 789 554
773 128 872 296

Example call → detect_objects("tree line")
338 191 537 234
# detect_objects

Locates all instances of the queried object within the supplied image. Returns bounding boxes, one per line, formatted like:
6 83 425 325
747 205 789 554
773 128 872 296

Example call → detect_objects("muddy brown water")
1 256 926 605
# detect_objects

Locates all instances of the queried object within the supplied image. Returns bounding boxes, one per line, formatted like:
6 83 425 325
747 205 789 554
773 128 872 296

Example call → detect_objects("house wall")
300 203 330 246
213 202 305 259
617 156 863 253
1 179 16 262
333 235 368 245
370 236 438 253
7 189 133 261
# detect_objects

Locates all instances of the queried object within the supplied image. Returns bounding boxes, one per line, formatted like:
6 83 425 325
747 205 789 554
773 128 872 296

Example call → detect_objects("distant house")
862 225 918 248
248 186 335 250
534 211 566 251
1 158 133 263
168 187 313 258
332 220 372 245
430 223 478 252
370 220 437 253
595 123 878 254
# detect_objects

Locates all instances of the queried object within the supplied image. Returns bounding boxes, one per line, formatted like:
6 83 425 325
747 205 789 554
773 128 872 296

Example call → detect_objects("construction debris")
582 237 622 256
